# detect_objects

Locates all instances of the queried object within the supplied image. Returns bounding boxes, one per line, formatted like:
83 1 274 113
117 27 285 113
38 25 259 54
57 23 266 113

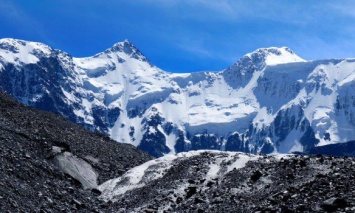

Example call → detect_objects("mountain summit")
244 47 305 66
1 38 355 157
222 47 306 88
106 39 151 63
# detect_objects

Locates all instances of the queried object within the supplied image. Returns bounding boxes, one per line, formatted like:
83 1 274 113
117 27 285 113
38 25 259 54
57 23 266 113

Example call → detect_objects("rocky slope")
0 91 152 212
1 38 355 157
98 151 355 212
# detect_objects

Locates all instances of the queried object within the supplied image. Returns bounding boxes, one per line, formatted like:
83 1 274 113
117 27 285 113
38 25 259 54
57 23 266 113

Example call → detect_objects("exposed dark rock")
250 170 263 182
185 186 197 199
309 140 355 156
225 132 250 153
190 134 220 150
321 197 348 212
138 127 170 158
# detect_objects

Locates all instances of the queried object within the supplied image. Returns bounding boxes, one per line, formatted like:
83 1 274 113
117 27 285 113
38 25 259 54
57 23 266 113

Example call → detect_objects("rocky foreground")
1 91 355 212
0 91 152 212
98 151 355 213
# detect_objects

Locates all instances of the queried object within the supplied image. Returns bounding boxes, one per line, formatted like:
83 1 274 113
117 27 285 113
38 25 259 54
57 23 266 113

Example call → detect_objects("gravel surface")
0 91 153 212
100 152 355 213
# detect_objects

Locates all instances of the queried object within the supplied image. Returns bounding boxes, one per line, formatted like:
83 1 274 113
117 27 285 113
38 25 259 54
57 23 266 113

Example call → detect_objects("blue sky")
0 0 355 72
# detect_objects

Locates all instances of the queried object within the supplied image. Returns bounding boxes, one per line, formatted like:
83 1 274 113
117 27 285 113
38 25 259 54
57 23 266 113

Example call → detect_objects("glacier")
1 38 355 157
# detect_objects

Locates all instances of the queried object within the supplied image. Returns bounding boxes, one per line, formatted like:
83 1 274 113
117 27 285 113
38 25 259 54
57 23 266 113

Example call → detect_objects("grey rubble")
0 92 152 212
102 152 355 213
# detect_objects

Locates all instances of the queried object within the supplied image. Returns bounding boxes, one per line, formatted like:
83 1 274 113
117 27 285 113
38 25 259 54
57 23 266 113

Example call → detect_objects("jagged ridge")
1 38 355 157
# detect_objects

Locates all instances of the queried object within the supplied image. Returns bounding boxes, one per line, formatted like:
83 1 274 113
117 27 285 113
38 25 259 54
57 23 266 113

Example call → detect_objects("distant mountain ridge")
1 38 355 157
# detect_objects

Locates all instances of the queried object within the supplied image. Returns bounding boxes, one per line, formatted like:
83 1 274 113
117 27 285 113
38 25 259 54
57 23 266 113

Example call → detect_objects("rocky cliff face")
1 38 355 157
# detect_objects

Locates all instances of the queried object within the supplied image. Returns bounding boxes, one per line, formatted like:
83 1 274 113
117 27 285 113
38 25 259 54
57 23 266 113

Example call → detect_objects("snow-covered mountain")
1 38 355 157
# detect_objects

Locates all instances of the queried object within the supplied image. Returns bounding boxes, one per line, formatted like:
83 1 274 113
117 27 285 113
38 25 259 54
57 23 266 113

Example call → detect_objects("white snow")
0 38 51 66
148 126 157 134
98 153 179 199
226 154 259 173
244 47 306 66
265 47 306 65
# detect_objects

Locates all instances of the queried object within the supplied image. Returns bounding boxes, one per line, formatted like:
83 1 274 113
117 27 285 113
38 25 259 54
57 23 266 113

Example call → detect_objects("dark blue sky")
1 0 355 72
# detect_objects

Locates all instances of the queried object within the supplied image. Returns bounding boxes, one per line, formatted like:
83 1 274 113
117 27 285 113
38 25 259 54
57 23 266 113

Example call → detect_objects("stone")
185 187 197 199
321 197 348 211
250 170 263 182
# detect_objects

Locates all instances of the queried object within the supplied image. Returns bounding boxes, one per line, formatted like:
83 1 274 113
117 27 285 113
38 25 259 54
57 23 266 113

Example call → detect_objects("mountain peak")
0 38 31 52
222 47 306 86
244 46 305 66
107 40 151 64
0 38 51 51
0 38 52 65
110 39 138 53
